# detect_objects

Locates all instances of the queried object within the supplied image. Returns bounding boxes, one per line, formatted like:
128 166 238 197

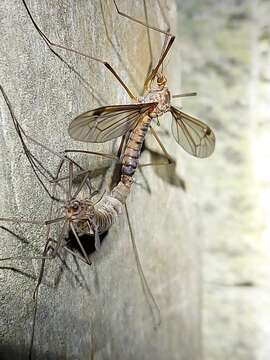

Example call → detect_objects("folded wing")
69 103 156 143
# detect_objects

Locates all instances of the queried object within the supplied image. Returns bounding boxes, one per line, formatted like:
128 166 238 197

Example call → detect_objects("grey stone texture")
0 1 202 360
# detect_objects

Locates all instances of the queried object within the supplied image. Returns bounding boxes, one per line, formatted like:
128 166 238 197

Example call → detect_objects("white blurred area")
178 0 270 359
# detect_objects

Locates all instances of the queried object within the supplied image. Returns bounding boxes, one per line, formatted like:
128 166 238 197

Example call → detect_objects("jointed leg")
124 203 161 328
139 126 175 169
22 0 137 100
70 223 91 265
100 0 141 94
113 0 171 36
112 1 175 90
143 0 153 85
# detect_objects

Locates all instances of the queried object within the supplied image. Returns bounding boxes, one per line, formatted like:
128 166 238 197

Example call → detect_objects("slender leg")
124 203 161 328
72 172 91 199
21 1 105 105
113 0 171 36
68 162 74 201
70 223 91 265
172 92 197 99
99 0 141 94
63 245 92 265
143 0 153 85
90 320 96 360
149 126 174 163
64 149 119 162
29 236 58 360
0 266 36 281
47 150 120 184
144 35 175 91
0 84 59 199
1 85 124 204
112 0 175 90
157 0 171 33
22 0 138 101
138 126 175 169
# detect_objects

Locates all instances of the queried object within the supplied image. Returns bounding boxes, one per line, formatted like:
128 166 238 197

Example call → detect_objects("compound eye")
73 203 79 210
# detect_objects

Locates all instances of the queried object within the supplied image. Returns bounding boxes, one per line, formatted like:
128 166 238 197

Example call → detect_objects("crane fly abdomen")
121 115 152 176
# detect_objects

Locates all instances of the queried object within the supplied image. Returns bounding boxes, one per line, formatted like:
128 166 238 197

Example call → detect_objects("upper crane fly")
68 0 215 163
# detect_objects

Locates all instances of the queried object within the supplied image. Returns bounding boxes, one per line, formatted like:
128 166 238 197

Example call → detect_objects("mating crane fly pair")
68 7 215 162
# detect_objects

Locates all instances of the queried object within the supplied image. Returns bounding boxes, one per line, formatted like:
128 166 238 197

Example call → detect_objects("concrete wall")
0 1 202 359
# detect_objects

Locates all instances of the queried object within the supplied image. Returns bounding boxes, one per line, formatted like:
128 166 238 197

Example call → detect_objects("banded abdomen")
121 115 152 176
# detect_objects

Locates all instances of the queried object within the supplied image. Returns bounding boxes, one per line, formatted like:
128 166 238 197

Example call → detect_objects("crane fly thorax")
140 86 171 118
65 199 95 221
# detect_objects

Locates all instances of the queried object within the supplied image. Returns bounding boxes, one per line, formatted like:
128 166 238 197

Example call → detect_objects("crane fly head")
65 199 95 220
66 199 82 219
156 73 167 88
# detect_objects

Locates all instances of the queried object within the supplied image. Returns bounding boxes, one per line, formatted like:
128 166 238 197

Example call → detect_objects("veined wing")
68 103 156 143
170 106 215 158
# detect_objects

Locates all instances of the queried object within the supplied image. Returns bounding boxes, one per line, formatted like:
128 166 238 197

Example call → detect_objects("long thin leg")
63 245 92 265
30 206 68 357
72 173 91 199
70 223 91 265
66 130 174 171
143 0 153 85
149 126 174 163
136 167 152 193
113 0 171 36
157 0 171 33
124 203 161 328
172 92 197 99
112 0 175 90
22 0 137 101
1 85 124 205
0 266 36 281
138 126 175 169
144 35 175 91
29 237 57 360
46 150 120 184
68 162 74 201
0 84 59 199
99 0 141 94
64 149 119 162
21 1 105 105
158 0 171 73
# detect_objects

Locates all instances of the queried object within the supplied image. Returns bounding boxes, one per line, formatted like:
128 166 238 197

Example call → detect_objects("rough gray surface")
178 1 270 359
0 1 202 359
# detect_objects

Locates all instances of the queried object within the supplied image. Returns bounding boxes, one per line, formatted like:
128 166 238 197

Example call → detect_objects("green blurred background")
178 1 270 359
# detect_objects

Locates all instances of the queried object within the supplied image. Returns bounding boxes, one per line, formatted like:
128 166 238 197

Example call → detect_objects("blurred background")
178 1 270 359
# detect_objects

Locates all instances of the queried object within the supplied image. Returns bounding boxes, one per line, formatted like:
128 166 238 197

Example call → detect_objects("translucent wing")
68 103 156 143
170 106 215 158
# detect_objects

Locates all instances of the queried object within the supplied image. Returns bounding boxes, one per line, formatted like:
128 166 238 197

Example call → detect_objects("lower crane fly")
0 84 160 358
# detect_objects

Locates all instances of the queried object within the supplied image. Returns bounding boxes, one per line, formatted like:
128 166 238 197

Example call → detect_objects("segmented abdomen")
121 115 152 176
93 175 133 234
85 115 152 235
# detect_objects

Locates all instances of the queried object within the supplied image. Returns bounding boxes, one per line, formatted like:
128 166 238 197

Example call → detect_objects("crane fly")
21 0 215 163
0 82 160 358
68 0 215 160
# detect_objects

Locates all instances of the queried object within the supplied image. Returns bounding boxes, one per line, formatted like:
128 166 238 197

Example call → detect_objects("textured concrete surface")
0 1 202 359
178 1 270 359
